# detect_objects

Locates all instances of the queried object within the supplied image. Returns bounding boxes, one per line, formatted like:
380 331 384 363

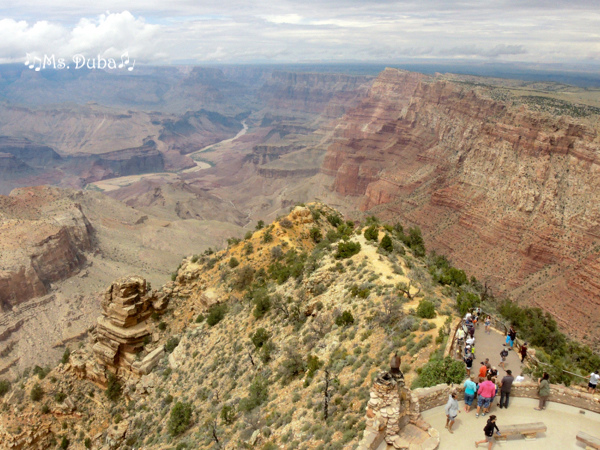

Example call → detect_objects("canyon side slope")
0 204 456 449
320 68 600 345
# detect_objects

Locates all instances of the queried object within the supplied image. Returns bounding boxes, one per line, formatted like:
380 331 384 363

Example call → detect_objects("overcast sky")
0 1 599 65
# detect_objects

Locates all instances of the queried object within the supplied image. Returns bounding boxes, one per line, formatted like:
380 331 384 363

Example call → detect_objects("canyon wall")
322 68 600 344
0 186 94 310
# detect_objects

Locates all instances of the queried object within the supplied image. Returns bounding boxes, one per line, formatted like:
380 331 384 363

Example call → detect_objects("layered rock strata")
92 276 168 375
322 68 600 343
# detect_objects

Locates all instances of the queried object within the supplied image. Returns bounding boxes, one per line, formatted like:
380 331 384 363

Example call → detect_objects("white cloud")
0 2 598 65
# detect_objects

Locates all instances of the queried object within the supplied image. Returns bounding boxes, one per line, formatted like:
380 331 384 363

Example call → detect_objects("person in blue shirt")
463 376 477 413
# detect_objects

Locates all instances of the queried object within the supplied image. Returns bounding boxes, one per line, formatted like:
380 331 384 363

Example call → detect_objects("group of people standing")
445 310 555 449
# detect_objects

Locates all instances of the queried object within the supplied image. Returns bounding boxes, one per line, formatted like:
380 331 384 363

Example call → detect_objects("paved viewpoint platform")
422 397 600 449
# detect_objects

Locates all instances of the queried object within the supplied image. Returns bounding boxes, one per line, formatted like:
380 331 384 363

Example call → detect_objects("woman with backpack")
475 415 501 449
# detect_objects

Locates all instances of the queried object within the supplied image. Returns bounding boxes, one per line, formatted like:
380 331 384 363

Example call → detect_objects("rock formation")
92 276 168 375
358 372 439 450
322 68 600 344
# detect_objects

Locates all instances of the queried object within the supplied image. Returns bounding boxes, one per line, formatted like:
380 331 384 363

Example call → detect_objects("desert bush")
379 234 393 252
364 225 379 242
278 346 306 381
168 401 193 436
256 220 265 230
0 380 10 397
55 391 67 403
349 284 370 299
309 227 323 243
412 356 465 388
335 241 361 259
252 290 272 319
327 214 342 227
280 218 293 228
30 383 44 401
206 303 228 326
239 374 269 411
262 229 274 243
61 348 71 365
105 373 121 402
233 265 255 290
251 328 271 349
229 257 240 268
165 337 180 354
335 311 355 327
270 246 284 260
416 299 436 319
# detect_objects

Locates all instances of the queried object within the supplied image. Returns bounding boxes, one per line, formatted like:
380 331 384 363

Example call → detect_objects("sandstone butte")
321 68 600 345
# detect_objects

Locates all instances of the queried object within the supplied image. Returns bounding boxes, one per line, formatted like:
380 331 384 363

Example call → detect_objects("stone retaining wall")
411 381 600 414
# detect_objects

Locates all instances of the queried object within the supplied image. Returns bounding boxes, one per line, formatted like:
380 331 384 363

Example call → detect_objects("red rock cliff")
322 68 600 344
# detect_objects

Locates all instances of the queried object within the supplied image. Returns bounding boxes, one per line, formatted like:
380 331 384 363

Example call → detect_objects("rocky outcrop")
358 372 439 450
0 186 94 310
0 136 62 167
322 68 600 344
92 276 168 374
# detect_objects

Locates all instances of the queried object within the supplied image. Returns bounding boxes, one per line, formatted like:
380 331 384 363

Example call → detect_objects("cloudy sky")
0 0 599 65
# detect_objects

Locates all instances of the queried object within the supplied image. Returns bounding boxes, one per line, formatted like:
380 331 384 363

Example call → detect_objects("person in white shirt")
466 336 475 347
588 370 600 393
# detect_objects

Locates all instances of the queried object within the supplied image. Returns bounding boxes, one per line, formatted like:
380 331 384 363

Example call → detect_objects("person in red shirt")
478 362 488 379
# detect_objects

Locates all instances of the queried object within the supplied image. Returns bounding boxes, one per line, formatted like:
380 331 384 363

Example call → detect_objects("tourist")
484 358 492 373
464 353 474 377
475 415 501 449
534 372 550 410
476 375 496 417
478 361 488 379
390 352 401 377
468 324 475 338
456 327 466 353
499 348 508 369
464 376 477 412
445 391 460 433
588 370 599 394
466 334 475 345
508 326 516 350
484 315 492 334
498 370 514 409
520 342 528 363
473 313 479 327
489 366 498 378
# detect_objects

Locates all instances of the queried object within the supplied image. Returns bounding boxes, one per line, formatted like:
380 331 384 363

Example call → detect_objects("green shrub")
412 356 465 388
364 225 379 242
416 300 436 319
229 257 240 268
327 214 342 227
256 220 265 230
262 229 274 243
306 355 323 378
41 403 50 414
60 436 69 449
0 380 10 397
244 231 253 240
350 284 370 299
456 290 479 316
30 383 43 401
253 291 272 319
168 401 193 436
33 365 50 380
55 391 67 403
221 404 236 424
165 337 180 354
234 265 255 289
251 328 271 349
206 303 228 326
335 311 355 327
195 314 205 323
158 321 167 331
239 375 269 411
379 234 393 252
84 438 91 449
61 348 71 365
279 346 306 381
309 227 323 243
335 241 361 259
105 373 121 402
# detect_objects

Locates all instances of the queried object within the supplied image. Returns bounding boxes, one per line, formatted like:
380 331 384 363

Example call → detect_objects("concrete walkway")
421 396 600 449
454 322 524 379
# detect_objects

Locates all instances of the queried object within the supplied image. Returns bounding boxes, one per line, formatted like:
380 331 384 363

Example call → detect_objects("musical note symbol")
127 60 135 71
31 56 42 71
24 53 32 66
118 51 129 69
